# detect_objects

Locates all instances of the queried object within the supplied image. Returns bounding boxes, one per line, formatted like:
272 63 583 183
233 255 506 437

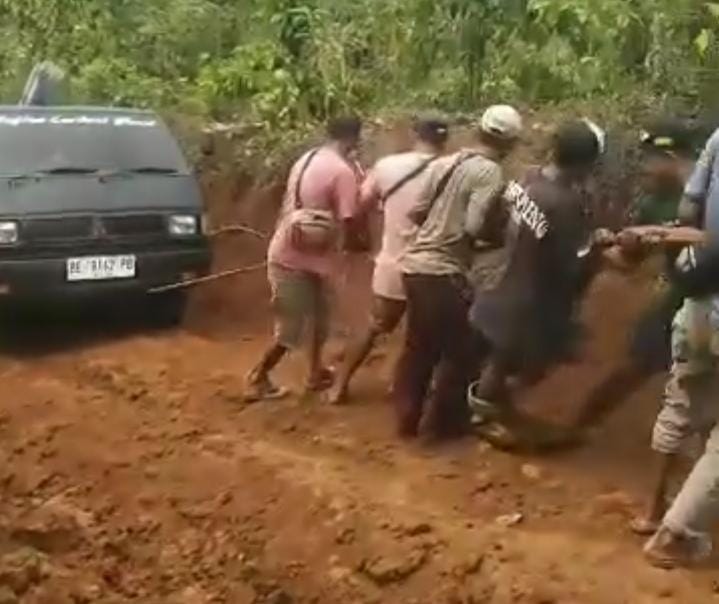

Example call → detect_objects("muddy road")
0 132 716 603
0 260 717 604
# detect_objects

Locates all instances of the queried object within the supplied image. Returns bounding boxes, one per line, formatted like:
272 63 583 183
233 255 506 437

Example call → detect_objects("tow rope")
147 222 268 294
147 262 268 294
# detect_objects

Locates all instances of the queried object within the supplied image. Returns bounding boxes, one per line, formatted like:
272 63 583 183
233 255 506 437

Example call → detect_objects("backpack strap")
294 148 321 210
380 155 438 205
429 151 480 206
411 152 482 227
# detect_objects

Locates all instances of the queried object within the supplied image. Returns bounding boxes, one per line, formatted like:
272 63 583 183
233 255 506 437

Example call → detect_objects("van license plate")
66 255 137 282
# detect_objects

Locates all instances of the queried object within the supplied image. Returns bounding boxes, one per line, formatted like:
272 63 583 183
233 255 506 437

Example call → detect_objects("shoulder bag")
288 148 337 254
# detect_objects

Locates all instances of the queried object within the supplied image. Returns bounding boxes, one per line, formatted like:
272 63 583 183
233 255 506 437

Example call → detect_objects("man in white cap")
393 105 523 441
468 119 604 443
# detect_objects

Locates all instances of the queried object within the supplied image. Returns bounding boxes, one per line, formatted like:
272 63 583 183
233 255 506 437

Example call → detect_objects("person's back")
401 151 504 276
393 105 523 440
328 118 450 406
687 128 719 241
268 145 359 277
682 126 719 331
372 151 435 267
468 120 601 424
470 166 586 366
246 115 363 403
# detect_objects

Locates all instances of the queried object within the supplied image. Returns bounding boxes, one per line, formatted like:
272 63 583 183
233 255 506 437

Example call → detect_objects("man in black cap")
568 117 701 536
329 117 450 405
575 117 697 435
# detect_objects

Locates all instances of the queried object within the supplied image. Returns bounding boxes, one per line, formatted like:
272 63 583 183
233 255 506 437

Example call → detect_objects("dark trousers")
393 273 476 439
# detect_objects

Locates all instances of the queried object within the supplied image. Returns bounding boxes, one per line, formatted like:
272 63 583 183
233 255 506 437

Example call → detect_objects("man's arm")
359 165 382 213
336 165 377 253
464 164 504 239
679 132 718 225
334 165 362 240
678 195 702 227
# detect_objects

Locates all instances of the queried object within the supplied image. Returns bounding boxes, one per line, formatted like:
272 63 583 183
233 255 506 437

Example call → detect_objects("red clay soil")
0 143 717 604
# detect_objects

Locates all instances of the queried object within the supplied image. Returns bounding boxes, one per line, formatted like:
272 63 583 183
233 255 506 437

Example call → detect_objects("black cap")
413 116 449 145
326 115 362 141
554 120 601 168
640 117 694 156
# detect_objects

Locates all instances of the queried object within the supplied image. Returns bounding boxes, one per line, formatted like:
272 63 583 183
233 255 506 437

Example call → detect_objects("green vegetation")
0 1 717 155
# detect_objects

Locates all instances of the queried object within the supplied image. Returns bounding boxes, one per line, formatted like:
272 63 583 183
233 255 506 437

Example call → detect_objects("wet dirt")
0 131 716 603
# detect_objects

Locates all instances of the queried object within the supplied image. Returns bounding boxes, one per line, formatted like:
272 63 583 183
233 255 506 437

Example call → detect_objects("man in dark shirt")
468 121 602 424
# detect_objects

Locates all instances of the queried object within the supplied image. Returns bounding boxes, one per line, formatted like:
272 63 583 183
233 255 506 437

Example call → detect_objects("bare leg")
244 342 291 402
574 363 650 429
329 296 405 405
632 300 701 533
249 342 289 383
308 319 323 380
306 276 333 392
650 454 676 522
329 329 379 403
632 453 677 535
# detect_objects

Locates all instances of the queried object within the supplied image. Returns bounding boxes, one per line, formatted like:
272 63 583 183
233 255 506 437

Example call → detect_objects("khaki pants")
663 423 719 545
656 298 719 548
268 264 331 350
651 299 719 455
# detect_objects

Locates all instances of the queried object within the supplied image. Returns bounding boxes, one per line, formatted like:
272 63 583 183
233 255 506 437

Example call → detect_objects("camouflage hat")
640 117 694 156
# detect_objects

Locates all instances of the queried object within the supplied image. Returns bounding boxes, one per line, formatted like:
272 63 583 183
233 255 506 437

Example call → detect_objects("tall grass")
0 0 717 138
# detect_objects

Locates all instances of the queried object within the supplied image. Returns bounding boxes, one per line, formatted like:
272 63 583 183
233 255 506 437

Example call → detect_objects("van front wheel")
147 291 187 328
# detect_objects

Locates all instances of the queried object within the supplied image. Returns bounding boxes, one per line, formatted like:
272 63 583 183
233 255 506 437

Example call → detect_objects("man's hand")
602 244 640 272
600 227 663 271
622 225 705 247
678 195 702 227
588 228 617 249
614 228 648 264
340 216 372 254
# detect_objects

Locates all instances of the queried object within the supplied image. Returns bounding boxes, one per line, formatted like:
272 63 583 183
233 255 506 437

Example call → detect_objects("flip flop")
630 517 660 537
306 367 335 393
243 379 289 403
328 386 350 406
474 416 582 453
474 421 521 451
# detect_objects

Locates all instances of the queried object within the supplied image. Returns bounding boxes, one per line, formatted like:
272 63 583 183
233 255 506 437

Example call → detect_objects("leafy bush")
0 0 717 151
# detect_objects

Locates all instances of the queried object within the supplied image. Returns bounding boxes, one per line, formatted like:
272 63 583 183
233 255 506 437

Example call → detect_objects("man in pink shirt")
328 117 450 405
245 117 364 401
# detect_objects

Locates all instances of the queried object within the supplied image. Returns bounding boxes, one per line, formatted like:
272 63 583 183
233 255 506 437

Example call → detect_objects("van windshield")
0 112 189 176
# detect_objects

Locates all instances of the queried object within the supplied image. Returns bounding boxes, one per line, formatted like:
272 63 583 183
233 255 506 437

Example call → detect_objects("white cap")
480 105 523 141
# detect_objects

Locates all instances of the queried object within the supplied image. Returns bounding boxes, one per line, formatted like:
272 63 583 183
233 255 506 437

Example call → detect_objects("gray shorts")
268 264 331 350
652 299 719 454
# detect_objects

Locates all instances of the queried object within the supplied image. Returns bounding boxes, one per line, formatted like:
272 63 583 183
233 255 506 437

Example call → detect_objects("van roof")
0 105 157 116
